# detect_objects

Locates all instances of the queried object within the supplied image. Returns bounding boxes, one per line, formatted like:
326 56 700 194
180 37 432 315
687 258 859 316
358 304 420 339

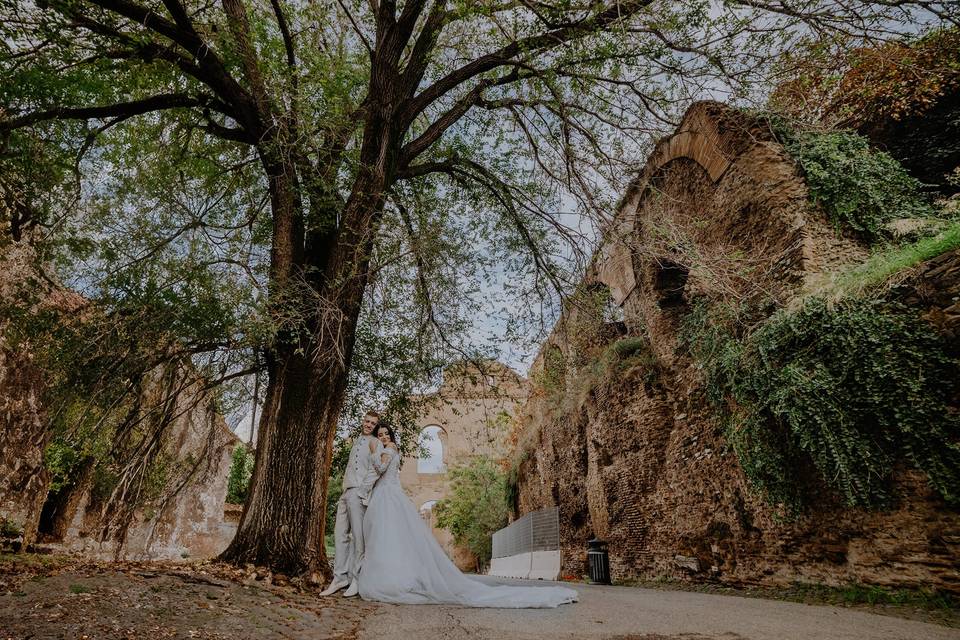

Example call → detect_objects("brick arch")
646 130 731 184
596 100 836 312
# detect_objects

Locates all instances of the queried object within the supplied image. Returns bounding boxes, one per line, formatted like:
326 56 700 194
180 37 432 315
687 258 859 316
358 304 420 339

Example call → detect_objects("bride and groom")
319 410 578 608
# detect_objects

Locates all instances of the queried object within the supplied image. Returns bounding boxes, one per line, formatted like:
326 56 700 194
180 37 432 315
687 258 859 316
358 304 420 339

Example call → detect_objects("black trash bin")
587 538 611 585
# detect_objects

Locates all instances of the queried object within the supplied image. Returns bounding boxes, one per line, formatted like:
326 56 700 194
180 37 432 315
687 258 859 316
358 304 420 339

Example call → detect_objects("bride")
358 424 579 608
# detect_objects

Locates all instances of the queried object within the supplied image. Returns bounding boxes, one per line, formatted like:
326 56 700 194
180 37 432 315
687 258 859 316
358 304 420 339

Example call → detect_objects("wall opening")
417 425 446 474
653 257 689 309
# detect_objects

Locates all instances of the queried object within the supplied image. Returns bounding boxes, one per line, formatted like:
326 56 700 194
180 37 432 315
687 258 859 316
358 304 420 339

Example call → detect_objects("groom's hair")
364 409 381 420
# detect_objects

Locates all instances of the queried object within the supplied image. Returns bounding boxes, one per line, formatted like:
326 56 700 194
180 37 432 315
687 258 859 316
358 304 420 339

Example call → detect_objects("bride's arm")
373 443 392 474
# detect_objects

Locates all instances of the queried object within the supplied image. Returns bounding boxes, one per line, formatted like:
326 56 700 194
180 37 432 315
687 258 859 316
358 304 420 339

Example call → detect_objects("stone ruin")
0 238 240 560
510 101 960 592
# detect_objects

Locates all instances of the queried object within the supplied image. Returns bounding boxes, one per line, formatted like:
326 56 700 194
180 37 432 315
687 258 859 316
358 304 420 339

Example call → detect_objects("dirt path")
2 557 958 640
357 576 960 640
0 555 374 639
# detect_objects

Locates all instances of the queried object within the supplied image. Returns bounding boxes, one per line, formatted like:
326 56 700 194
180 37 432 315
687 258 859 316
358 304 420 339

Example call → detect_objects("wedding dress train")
357 446 578 608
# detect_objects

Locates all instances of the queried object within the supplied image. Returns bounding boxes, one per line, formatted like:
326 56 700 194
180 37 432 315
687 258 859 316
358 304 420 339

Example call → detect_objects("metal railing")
491 506 559 559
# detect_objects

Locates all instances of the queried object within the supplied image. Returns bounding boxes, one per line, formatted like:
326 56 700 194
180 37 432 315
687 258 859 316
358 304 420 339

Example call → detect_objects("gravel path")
354 576 960 640
2 560 957 640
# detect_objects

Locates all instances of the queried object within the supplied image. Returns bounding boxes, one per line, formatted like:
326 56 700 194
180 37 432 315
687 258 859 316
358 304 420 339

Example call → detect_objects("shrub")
682 298 960 510
609 336 648 359
773 126 935 240
434 456 510 570
226 444 255 505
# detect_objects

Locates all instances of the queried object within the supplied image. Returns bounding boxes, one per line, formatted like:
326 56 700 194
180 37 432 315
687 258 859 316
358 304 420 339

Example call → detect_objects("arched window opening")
417 425 446 474
419 500 438 524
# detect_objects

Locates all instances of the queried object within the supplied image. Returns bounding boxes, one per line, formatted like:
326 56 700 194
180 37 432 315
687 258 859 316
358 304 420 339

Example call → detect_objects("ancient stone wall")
400 360 527 570
890 247 960 353
0 237 240 560
0 340 49 547
57 386 239 561
511 102 960 592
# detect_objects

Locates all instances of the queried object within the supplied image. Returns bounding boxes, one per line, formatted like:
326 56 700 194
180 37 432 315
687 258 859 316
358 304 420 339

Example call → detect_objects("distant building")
399 360 527 571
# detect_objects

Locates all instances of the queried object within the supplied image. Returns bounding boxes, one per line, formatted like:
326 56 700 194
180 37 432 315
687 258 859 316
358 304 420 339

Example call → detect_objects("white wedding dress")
358 446 579 608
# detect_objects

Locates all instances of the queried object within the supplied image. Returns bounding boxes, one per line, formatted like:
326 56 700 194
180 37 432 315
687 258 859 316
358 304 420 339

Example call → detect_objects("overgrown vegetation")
0 517 22 538
434 456 510 571
225 445 255 505
771 124 935 240
769 27 960 129
805 219 960 300
681 297 960 511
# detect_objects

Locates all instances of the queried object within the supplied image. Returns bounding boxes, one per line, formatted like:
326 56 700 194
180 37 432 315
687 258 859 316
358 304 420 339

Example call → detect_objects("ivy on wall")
681 297 960 511
771 124 935 240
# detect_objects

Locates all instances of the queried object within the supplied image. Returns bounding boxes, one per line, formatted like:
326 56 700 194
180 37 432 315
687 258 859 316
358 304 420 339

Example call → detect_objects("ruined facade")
399 361 526 570
0 238 240 560
511 102 960 592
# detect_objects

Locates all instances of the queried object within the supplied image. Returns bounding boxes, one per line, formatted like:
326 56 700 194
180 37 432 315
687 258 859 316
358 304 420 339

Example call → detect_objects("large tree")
1 0 953 576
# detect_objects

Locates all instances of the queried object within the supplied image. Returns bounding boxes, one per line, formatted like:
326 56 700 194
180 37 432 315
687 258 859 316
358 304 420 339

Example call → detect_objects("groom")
320 409 384 597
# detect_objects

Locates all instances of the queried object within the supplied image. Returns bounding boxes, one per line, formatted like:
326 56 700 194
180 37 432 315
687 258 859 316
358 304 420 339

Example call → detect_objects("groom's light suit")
333 434 384 583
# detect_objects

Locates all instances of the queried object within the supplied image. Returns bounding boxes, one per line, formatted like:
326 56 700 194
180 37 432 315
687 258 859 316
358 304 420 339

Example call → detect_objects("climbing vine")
771 124 935 240
681 297 960 510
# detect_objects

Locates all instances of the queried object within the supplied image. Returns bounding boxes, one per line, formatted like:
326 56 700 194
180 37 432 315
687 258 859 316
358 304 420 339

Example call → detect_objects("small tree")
226 444 255 505
434 455 509 572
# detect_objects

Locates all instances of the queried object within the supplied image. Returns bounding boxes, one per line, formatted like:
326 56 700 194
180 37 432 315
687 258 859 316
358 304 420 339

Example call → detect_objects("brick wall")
511 102 960 592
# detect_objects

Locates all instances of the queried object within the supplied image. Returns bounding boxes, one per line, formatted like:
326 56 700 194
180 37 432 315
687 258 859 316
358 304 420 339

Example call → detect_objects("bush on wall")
682 297 960 510
772 125 935 240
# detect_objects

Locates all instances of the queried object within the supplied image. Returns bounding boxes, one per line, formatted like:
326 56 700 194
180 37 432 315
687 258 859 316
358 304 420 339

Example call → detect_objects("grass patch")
69 583 91 594
618 577 959 624
796 582 957 610
805 219 960 301
0 552 69 569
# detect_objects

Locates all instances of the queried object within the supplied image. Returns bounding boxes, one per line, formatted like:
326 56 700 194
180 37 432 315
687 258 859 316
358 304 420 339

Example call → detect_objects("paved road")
356 576 960 640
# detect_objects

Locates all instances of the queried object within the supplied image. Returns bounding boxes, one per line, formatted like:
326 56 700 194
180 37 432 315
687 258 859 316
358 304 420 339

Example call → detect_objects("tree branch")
402 0 653 125
0 93 206 131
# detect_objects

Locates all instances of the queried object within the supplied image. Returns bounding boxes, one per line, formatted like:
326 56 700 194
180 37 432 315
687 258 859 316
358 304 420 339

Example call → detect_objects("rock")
674 555 701 573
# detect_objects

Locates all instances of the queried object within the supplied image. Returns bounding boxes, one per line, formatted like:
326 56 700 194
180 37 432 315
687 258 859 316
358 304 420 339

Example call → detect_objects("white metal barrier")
488 507 561 580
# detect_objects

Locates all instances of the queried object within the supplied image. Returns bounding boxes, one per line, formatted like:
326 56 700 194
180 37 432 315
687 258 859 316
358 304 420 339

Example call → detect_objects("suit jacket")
342 434 384 502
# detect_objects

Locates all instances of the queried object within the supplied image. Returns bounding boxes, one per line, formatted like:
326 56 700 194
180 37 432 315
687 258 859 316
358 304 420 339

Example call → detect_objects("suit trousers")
333 487 367 581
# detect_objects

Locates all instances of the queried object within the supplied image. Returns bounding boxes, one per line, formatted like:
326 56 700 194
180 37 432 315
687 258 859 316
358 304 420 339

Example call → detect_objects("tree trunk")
220 130 389 575
219 339 353 576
